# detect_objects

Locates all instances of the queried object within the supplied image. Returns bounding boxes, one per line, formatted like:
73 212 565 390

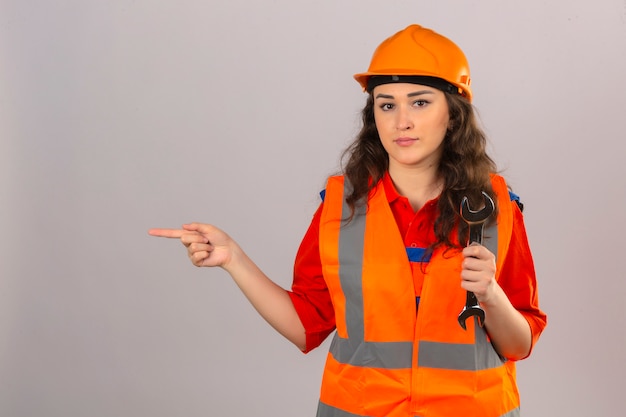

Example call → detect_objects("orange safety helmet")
354 24 473 101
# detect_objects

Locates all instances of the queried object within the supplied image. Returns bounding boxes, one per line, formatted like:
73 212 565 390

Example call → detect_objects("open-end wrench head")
457 306 485 330
460 191 495 224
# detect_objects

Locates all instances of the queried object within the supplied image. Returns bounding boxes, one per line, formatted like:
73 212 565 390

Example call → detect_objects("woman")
150 24 547 417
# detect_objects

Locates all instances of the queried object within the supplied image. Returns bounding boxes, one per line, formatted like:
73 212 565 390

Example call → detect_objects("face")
373 83 450 172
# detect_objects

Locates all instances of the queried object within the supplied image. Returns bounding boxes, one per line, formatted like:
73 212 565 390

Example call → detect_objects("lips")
394 137 418 146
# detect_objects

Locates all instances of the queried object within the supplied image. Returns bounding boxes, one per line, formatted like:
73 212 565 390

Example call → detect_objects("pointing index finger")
148 228 185 238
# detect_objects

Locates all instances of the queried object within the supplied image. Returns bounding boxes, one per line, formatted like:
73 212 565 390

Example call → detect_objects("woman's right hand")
149 223 235 269
149 222 307 350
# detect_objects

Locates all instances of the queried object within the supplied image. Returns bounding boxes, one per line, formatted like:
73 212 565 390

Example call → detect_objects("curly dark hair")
340 91 499 250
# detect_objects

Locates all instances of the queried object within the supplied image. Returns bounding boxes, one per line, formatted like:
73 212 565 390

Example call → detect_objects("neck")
388 164 443 212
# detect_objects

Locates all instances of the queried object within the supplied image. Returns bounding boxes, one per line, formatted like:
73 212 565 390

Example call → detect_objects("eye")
413 99 430 107
379 103 394 111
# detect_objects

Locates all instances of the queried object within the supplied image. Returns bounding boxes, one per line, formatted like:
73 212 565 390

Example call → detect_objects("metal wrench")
457 191 495 330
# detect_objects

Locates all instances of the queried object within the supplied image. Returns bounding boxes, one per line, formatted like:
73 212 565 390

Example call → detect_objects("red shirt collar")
380 171 440 211
381 172 403 204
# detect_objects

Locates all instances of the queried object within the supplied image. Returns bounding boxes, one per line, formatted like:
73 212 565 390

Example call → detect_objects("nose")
396 106 413 130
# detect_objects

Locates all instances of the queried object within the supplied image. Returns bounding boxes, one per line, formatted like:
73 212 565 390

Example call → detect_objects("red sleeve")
287 203 336 353
497 202 548 359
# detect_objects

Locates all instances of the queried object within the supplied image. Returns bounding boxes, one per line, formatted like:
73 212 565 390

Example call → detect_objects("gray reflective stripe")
418 340 501 370
337 183 367 340
417 410 518 417
330 322 504 371
484 220 498 262
418 317 505 370
329 334 413 369
317 401 363 417
318 401 519 417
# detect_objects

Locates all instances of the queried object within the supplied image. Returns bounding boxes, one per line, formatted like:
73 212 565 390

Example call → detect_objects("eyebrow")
374 90 435 99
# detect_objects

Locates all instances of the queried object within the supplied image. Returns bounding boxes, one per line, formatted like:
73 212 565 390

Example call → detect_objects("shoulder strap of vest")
320 175 347 202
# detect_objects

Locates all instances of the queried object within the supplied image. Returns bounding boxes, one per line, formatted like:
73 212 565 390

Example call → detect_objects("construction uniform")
288 173 547 417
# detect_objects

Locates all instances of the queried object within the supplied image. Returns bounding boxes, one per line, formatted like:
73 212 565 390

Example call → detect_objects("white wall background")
1 1 625 416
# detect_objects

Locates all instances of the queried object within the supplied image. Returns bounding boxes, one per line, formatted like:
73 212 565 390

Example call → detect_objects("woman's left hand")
461 243 498 303
460 243 533 359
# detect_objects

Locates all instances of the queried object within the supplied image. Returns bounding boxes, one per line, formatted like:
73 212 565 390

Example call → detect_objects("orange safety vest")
317 174 519 417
